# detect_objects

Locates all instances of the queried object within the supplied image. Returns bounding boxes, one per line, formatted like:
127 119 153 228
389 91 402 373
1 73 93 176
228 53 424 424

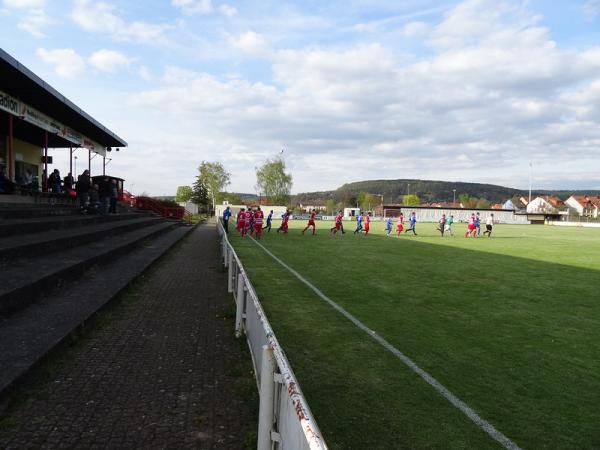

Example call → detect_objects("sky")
1 0 600 196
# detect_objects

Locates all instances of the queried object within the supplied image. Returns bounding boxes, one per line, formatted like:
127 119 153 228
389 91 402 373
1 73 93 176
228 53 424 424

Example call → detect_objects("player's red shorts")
364 223 370 231
335 222 341 230
468 224 475 231
308 220 315 226
254 223 262 235
397 224 403 232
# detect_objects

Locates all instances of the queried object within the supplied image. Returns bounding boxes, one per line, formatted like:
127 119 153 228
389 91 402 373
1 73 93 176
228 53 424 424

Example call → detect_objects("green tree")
340 190 357 207
403 194 420 206
216 191 242 205
459 194 477 208
476 198 491 209
325 198 337 215
191 177 209 210
175 185 193 203
198 161 231 215
255 157 293 205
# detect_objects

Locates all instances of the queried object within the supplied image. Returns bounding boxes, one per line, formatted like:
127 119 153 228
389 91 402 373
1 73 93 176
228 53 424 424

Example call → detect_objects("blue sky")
1 0 600 195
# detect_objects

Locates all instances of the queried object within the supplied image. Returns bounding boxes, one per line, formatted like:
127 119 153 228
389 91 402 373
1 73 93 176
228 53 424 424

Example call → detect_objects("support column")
102 155 106 175
69 146 73 176
43 131 48 192
7 114 13 181
88 148 91 175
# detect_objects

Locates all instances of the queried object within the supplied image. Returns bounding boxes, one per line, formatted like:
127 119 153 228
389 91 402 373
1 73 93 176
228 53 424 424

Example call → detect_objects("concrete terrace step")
0 216 163 261
0 224 194 396
0 212 146 237
0 206 81 219
0 221 178 317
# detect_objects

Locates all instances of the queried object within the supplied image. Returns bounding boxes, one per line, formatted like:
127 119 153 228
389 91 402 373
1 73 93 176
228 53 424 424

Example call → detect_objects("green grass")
230 220 600 450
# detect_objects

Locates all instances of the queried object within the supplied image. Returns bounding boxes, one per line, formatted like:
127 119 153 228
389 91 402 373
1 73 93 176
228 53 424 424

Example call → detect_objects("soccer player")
263 210 273 232
396 213 404 237
363 212 371 235
353 211 363 234
302 209 317 235
236 208 245 234
385 216 393 236
405 211 417 235
243 207 253 237
437 214 446 236
277 209 290 234
483 214 494 237
465 213 476 237
475 212 481 236
254 206 264 239
222 206 231 233
445 214 454 236
330 210 343 234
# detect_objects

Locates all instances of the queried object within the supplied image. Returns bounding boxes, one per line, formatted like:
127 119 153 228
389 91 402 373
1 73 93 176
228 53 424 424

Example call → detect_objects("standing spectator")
109 179 119 214
98 177 112 215
76 170 91 210
222 206 232 233
88 184 101 213
263 209 273 232
63 172 75 194
48 169 62 193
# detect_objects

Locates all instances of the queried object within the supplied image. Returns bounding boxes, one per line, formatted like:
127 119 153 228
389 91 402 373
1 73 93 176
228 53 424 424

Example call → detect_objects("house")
565 195 600 218
526 196 565 214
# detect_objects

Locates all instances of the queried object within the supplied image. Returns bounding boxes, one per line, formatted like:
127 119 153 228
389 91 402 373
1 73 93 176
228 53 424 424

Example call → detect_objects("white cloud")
228 31 268 57
171 0 212 15
219 3 237 17
1 0 44 9
16 8 48 37
139 65 152 81
36 47 86 79
88 49 132 73
72 0 171 42
402 21 429 37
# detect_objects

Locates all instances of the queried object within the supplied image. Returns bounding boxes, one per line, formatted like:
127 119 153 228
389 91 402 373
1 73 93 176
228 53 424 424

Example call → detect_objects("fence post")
227 251 234 293
235 273 245 337
257 345 276 450
222 238 227 266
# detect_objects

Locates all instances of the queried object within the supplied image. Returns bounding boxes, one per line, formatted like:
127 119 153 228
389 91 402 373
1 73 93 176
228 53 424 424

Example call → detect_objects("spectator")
76 170 91 210
88 184 101 214
98 177 112 215
63 172 74 193
109 179 118 214
48 169 62 193
222 206 231 233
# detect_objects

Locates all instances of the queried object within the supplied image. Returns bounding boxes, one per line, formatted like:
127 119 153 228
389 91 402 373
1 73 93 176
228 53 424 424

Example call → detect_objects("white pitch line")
250 238 522 450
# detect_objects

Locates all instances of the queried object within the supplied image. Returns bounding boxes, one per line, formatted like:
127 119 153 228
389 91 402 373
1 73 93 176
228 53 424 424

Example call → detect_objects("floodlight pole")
528 161 532 204
453 189 456 204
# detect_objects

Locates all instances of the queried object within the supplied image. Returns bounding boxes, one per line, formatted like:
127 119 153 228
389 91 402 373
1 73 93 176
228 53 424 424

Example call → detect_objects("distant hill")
293 179 600 205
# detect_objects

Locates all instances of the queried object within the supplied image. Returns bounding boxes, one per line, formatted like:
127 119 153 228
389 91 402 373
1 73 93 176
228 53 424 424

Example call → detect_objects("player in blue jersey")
405 211 417 235
475 212 481 236
353 212 363 234
385 216 393 236
263 209 273 232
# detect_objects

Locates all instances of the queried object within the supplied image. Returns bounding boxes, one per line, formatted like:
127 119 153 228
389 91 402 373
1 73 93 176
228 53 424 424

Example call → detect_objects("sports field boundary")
250 237 522 450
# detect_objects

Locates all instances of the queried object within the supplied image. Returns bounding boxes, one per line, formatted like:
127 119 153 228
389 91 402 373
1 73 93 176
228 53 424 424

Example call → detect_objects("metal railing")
217 221 328 450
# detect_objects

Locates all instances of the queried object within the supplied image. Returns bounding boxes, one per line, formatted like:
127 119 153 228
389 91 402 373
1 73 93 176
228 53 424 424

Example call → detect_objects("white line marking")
250 238 522 450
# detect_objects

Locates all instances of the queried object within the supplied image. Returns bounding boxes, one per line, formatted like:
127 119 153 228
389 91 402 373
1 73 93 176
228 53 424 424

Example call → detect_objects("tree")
325 198 337 215
191 177 209 210
403 194 420 206
175 185 193 203
216 191 242 205
198 161 231 215
340 190 356 207
255 157 292 206
459 194 477 208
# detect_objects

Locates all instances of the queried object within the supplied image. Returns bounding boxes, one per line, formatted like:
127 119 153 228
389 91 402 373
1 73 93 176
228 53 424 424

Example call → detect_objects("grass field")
229 219 600 450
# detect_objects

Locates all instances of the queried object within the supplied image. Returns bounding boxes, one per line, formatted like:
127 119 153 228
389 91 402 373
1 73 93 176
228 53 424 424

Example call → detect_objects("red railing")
134 196 188 221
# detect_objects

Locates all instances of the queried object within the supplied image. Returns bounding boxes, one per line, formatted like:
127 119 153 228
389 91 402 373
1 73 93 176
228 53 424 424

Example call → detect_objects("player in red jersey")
330 210 343 234
277 209 290 234
302 209 317 235
242 207 253 237
236 208 245 233
363 212 371 235
253 207 264 239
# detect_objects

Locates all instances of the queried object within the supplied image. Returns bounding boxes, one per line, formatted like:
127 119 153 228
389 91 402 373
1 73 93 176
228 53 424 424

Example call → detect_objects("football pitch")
229 220 600 449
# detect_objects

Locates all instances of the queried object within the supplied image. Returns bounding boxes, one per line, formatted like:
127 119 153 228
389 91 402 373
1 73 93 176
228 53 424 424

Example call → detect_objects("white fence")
217 222 328 450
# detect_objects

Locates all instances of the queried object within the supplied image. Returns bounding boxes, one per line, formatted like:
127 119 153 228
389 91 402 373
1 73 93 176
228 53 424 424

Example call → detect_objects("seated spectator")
0 165 15 194
109 179 118 214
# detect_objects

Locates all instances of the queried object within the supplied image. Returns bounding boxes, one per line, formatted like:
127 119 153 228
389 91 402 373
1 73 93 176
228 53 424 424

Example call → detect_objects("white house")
565 196 600 218
526 196 565 214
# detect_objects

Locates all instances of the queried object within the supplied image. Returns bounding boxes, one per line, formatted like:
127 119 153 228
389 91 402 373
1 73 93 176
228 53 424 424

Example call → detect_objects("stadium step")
0 216 163 262
0 221 178 317
0 224 193 396
0 205 81 219
0 211 148 237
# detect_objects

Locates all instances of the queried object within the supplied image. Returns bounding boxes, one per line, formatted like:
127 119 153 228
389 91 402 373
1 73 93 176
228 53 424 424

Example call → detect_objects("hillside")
293 179 600 205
